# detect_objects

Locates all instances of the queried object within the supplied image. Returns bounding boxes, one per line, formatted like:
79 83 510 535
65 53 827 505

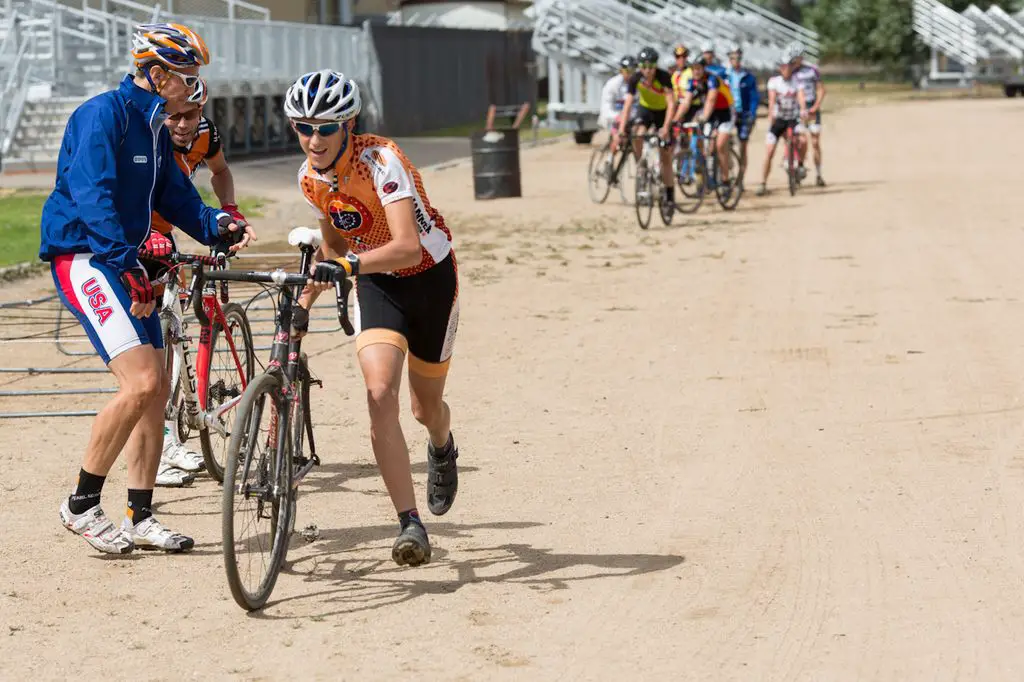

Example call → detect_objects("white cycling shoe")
161 438 204 472
155 461 195 488
121 516 195 553
59 499 134 555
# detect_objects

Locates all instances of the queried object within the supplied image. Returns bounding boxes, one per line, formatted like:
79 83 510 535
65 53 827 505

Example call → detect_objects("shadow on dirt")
248 520 685 619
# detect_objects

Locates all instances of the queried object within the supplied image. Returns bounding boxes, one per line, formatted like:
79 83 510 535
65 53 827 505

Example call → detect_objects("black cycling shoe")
392 520 431 567
427 434 459 516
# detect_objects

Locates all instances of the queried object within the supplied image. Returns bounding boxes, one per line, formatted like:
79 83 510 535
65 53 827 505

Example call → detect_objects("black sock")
428 432 455 459
398 508 423 530
666 185 675 202
127 489 154 526
68 469 106 514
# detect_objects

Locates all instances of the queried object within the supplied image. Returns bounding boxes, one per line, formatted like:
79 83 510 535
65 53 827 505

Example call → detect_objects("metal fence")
369 24 535 136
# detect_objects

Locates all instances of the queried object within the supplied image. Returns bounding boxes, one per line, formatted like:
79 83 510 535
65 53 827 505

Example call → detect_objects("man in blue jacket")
39 23 255 554
725 45 760 186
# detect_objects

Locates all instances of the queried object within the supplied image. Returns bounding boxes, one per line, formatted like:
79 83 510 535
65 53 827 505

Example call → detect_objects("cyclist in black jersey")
615 46 677 205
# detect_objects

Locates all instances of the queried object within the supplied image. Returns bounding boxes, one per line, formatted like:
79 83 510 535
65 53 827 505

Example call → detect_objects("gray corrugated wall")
368 25 535 136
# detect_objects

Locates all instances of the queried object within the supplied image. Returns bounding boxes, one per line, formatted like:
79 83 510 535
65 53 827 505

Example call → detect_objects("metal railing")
66 0 268 21
170 15 376 87
0 29 35 155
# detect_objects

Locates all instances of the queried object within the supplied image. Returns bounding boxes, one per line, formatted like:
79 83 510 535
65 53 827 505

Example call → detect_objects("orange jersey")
298 134 453 277
151 116 222 235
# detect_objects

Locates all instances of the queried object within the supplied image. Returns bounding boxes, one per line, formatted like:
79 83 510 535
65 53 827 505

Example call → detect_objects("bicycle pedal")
300 524 320 543
310 378 323 388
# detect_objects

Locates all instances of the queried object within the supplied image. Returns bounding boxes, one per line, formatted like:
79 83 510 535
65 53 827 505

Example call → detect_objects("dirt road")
3 97 1024 680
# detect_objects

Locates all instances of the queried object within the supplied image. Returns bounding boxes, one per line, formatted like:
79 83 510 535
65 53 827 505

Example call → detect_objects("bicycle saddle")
287 226 323 249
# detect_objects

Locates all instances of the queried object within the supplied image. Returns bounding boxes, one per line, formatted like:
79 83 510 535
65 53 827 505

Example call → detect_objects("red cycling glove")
139 231 173 260
120 267 154 305
221 203 247 227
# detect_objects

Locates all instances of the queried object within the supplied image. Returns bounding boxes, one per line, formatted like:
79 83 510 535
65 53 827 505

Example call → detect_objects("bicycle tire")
200 302 255 483
284 355 313 557
617 152 636 205
222 371 293 611
788 139 798 197
714 146 744 211
160 313 189 443
587 143 613 204
634 165 654 230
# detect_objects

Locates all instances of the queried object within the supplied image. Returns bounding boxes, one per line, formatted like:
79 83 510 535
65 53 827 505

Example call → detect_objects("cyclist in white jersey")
599 55 637 153
790 43 826 186
756 57 807 196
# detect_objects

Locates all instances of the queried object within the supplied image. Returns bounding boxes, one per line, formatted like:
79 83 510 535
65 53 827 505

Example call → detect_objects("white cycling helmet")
700 41 715 54
284 70 361 121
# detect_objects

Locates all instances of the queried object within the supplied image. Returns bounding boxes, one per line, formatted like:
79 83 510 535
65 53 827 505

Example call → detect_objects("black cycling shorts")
768 118 800 144
633 106 666 130
354 253 459 377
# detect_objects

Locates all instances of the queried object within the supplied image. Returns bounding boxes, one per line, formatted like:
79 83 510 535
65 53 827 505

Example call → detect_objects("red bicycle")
782 120 803 196
159 251 255 483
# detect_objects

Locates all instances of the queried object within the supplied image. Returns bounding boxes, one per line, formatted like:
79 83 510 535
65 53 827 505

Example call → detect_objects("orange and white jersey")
298 134 453 277
151 116 222 235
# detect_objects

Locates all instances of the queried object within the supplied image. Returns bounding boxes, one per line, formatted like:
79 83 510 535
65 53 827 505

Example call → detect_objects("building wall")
397 2 523 30
369 25 535 136
246 0 398 23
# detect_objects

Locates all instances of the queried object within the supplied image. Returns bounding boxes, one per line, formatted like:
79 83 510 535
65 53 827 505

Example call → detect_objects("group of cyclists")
40 23 456 567
598 39 826 203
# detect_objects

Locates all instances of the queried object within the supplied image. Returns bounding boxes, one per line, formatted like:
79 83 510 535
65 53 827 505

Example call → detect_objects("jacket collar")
118 74 166 117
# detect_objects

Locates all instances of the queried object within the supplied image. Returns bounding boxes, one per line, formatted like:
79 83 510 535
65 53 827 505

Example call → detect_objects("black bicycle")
189 228 354 611
587 128 636 205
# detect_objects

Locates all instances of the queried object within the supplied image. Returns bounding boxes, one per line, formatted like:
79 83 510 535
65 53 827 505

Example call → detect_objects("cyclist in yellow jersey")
671 45 692 102
616 46 677 206
674 57 737 188
286 69 459 567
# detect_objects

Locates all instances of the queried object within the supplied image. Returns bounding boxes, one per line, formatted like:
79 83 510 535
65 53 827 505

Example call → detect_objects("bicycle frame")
163 259 248 439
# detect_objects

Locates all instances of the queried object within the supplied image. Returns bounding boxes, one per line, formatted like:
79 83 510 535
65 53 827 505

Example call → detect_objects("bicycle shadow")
152 460 483 518
248 520 685 619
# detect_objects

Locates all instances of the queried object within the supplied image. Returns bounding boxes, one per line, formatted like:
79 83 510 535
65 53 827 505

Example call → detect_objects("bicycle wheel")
714 145 744 211
222 372 293 611
200 302 255 483
160 313 189 442
617 152 637 205
634 164 654 230
587 143 613 204
787 138 798 196
674 147 705 214
286 355 313 551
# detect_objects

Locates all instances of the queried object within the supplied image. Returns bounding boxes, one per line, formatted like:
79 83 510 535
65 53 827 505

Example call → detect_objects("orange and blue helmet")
131 23 210 69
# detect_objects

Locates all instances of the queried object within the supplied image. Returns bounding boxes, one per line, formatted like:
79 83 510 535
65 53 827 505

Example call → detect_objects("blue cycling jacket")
726 66 760 118
39 75 223 273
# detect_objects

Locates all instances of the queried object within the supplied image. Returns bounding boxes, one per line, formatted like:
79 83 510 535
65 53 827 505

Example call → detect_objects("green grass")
0 190 47 267
0 188 270 268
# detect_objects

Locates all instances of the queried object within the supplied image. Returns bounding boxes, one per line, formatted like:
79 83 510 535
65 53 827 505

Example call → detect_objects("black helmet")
619 55 637 70
637 46 659 64
693 56 711 68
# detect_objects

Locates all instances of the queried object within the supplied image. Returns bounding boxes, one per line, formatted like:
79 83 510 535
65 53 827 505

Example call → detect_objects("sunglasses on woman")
292 121 343 137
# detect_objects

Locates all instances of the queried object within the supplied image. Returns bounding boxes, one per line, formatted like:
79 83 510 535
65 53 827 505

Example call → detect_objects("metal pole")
0 411 98 419
0 388 115 396
339 0 352 25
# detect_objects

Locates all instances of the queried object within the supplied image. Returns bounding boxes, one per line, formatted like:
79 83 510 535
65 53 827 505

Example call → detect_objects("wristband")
336 253 360 276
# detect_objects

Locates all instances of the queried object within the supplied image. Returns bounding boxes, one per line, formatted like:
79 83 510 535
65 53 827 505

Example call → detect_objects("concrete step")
1 156 58 173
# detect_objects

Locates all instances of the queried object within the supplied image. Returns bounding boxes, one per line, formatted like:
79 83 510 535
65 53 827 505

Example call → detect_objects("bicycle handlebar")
191 266 355 337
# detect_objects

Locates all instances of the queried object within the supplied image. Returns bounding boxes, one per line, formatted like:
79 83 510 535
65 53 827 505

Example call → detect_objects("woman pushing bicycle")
286 70 460 567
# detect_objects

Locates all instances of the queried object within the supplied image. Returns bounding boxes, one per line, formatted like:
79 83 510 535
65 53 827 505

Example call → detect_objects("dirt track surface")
3 98 1024 680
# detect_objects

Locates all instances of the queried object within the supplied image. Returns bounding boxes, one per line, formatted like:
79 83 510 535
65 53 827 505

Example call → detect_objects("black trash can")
470 128 521 200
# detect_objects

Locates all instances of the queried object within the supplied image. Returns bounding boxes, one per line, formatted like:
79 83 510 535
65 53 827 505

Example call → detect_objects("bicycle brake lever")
334 277 355 336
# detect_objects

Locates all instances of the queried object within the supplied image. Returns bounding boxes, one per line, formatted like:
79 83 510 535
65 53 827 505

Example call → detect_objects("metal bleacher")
0 0 382 171
527 0 819 127
912 0 1024 86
